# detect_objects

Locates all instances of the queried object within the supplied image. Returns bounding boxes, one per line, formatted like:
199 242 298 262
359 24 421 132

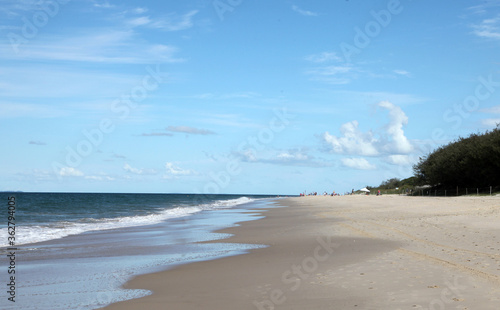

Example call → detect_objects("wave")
1 196 256 247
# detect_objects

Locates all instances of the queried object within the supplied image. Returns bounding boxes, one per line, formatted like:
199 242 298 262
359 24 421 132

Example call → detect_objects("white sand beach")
102 195 500 309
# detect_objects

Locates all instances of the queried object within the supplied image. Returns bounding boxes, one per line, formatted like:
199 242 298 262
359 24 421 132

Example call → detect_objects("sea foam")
1 197 256 247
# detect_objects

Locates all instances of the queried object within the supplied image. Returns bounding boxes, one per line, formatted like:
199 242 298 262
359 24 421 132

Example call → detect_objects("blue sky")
1 0 500 195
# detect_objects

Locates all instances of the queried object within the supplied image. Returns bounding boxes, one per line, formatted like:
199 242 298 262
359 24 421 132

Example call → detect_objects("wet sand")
102 195 500 309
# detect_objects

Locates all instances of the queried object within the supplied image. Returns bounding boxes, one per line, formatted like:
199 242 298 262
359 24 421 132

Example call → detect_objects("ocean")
0 192 279 309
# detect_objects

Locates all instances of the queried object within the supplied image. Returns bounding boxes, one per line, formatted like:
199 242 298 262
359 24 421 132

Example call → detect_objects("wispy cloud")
481 118 500 127
93 1 115 9
85 175 115 181
132 7 148 14
112 153 127 159
150 10 199 31
0 102 68 118
191 92 260 100
59 167 84 177
140 132 174 137
123 163 157 175
471 14 500 40
55 165 116 181
122 10 199 32
0 65 156 101
167 126 216 135
127 16 152 27
234 148 330 167
2 30 183 64
341 158 376 170
164 162 195 179
384 155 414 166
480 104 500 128
481 105 500 114
306 65 355 84
467 1 500 15
393 69 411 77
292 5 318 17
29 140 46 146
0 0 41 17
305 52 342 63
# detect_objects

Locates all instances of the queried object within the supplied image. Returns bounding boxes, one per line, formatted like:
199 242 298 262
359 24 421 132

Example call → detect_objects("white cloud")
314 65 352 75
0 65 153 100
140 132 173 137
167 126 216 135
1 30 183 64
384 155 414 166
277 152 309 161
393 69 411 77
57 167 115 181
306 65 354 84
123 163 157 175
0 102 68 118
481 105 500 127
191 92 260 101
292 5 318 17
236 149 258 162
232 148 329 167
127 16 152 27
468 2 500 15
132 7 148 14
85 175 115 181
481 105 500 114
481 118 500 127
378 101 414 154
150 10 198 31
0 0 42 16
323 121 379 156
341 158 376 170
164 162 194 178
93 1 115 9
471 14 500 39
59 167 84 177
271 149 327 167
305 52 342 63
323 102 414 172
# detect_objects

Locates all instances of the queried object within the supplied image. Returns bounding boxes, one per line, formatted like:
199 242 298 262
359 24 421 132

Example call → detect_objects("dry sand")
102 195 500 309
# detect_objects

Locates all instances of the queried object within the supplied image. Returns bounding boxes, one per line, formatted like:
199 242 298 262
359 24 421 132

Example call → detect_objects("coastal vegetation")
413 127 500 188
371 127 500 195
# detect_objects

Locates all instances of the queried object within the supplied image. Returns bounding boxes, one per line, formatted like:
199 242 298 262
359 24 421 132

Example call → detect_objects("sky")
1 0 500 195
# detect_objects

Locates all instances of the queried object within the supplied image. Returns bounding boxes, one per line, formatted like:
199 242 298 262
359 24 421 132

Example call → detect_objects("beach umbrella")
359 188 370 193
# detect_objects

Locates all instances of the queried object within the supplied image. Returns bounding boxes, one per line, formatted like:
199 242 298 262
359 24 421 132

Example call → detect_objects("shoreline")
5 198 274 310
101 195 500 310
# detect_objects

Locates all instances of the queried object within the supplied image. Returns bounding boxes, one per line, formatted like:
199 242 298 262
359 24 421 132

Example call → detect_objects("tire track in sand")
337 219 500 286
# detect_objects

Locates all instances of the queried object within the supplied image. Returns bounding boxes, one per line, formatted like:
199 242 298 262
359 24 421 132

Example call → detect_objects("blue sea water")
0 193 278 310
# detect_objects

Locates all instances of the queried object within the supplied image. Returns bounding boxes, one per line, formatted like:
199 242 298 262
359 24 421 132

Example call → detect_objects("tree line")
414 127 500 188
372 127 500 192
